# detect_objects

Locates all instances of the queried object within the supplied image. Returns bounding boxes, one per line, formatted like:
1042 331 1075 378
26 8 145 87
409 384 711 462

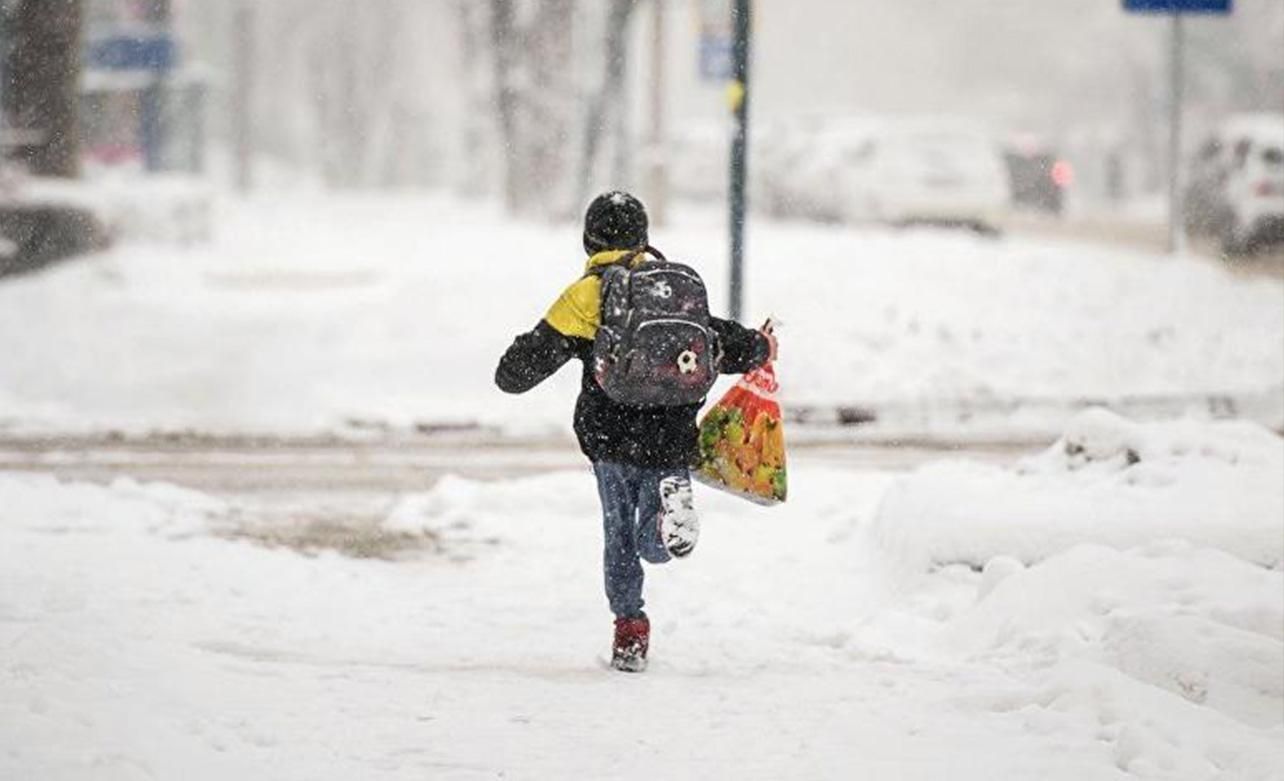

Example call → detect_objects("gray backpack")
591 252 720 406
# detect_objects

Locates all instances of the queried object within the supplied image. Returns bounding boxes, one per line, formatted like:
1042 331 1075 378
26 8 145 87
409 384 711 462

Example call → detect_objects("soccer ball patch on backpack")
593 258 720 407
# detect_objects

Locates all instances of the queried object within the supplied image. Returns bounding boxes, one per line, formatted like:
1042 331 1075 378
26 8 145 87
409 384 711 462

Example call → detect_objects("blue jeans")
593 462 686 619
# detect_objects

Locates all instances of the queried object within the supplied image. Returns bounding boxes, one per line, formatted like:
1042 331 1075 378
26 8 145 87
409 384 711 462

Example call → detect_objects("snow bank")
948 543 1283 725
384 472 598 537
853 412 1284 776
21 174 214 246
0 471 223 537
924 542 1284 778
382 471 602 559
872 409 1284 569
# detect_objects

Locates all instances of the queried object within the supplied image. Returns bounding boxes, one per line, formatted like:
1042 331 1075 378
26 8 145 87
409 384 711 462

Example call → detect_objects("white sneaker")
658 475 699 558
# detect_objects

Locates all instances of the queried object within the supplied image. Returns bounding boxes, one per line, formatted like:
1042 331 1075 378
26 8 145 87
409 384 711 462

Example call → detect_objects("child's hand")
761 320 778 362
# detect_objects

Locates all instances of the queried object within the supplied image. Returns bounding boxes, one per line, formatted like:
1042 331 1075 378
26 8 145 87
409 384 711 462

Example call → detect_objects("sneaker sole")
659 476 699 558
610 655 648 673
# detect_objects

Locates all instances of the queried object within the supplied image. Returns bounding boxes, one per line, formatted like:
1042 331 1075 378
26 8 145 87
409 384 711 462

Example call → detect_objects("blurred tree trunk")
5 0 83 178
489 0 576 215
524 0 574 214
456 0 492 197
232 0 255 192
576 0 637 208
142 0 171 22
313 0 402 189
489 0 520 210
331 1 362 188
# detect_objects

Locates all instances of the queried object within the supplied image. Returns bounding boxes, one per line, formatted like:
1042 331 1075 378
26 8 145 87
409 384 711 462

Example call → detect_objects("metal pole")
141 0 172 173
728 0 750 321
1168 12 1186 255
232 1 253 193
646 0 668 225
0 7 6 145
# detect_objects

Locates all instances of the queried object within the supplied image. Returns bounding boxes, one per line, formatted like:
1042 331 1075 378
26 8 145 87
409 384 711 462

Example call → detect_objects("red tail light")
1255 180 1282 197
1050 160 1075 188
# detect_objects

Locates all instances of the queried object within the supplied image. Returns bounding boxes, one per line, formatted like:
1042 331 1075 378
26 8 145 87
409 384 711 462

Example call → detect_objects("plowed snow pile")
872 408 1284 568
852 411 1284 777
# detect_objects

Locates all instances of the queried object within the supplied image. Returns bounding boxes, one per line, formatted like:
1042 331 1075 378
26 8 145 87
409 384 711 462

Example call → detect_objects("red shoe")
611 615 650 672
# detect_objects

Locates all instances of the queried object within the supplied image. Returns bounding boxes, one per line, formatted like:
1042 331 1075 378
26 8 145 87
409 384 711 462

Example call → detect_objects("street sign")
87 34 175 72
699 35 733 81
696 0 733 82
1123 0 1231 13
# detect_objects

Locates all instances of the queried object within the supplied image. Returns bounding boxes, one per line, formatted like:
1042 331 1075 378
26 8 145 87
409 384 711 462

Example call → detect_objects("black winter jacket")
494 250 770 467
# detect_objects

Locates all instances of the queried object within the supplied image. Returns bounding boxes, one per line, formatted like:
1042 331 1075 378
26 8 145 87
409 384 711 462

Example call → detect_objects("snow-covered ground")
875 408 1284 568
3 413 1281 780
2 190 1282 777
0 192 1280 437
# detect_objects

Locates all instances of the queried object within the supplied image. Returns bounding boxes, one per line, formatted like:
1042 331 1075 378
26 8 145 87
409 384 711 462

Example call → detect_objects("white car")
1202 114 1284 254
752 114 836 219
825 120 1011 233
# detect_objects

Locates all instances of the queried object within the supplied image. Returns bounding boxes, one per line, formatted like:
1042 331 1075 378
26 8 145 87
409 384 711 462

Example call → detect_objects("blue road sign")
1123 0 1231 13
87 34 176 72
699 35 734 82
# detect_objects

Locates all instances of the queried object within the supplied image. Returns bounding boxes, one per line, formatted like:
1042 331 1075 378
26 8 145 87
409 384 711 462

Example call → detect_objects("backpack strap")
582 246 668 279
584 262 624 279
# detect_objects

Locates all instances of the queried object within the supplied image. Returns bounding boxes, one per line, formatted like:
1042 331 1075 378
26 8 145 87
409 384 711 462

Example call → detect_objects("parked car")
1185 134 1231 236
1185 113 1284 254
752 114 834 219
825 118 1011 233
1003 139 1072 216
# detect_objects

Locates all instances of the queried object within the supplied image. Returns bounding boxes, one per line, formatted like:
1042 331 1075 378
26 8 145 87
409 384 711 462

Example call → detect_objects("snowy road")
0 432 1029 491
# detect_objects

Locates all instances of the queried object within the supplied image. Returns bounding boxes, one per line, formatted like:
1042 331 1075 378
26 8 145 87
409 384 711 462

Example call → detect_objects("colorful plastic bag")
693 362 787 505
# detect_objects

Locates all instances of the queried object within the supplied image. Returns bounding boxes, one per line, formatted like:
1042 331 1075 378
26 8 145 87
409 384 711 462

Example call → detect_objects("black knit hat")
583 191 649 255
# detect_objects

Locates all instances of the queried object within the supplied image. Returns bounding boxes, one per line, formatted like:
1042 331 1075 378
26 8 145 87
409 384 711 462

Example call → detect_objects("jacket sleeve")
495 320 578 394
710 317 771 375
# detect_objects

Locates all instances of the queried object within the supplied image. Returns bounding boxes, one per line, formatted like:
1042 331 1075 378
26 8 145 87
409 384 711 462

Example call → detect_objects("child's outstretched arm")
710 317 774 375
494 321 579 394
496 275 599 394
